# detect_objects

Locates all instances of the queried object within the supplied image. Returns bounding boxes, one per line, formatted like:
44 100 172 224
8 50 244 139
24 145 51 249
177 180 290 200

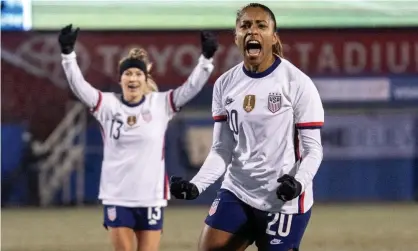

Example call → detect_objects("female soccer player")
170 3 324 251
58 24 218 251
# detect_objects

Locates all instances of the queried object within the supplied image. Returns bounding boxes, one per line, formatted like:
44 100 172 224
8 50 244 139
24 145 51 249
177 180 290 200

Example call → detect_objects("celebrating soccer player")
170 3 324 251
58 24 218 251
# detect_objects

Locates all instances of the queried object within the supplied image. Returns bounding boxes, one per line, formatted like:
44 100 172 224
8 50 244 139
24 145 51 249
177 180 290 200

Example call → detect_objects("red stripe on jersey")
161 137 165 160
168 91 179 113
91 91 102 113
163 173 169 199
293 128 301 161
295 127 304 213
213 115 227 122
296 122 324 129
298 192 305 213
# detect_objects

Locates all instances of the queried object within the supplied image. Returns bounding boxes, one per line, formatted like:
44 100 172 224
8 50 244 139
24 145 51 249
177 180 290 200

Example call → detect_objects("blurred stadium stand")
2 0 418 207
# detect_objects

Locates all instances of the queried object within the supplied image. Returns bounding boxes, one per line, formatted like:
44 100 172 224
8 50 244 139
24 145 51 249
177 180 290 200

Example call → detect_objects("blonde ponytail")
146 77 159 93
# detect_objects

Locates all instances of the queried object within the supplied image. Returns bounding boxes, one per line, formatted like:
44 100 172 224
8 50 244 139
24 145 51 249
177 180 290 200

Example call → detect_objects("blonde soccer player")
170 3 324 251
58 24 218 251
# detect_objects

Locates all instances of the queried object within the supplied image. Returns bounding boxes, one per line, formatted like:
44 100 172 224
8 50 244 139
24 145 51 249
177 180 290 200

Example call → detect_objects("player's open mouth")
245 40 262 57
128 84 139 91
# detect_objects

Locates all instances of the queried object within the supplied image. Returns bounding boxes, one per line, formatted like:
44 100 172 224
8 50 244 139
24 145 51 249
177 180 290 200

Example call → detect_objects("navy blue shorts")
205 189 311 251
103 205 164 231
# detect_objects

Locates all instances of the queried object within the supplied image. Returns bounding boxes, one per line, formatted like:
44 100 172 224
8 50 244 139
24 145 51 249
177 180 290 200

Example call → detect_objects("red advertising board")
2 29 417 90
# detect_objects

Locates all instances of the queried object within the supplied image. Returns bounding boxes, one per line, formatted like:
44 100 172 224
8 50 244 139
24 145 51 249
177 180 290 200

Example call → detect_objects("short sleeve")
293 75 324 129
212 78 227 122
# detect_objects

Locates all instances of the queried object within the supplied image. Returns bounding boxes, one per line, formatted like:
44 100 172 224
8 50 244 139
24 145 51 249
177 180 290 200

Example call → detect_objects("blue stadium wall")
2 111 418 206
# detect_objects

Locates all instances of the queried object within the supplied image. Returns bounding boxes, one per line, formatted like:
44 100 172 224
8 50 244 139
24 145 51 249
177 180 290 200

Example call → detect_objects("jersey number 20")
226 109 239 135
266 213 292 237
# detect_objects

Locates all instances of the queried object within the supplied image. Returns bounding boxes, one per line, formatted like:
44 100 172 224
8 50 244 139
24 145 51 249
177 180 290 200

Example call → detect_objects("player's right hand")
58 24 79 55
169 176 199 200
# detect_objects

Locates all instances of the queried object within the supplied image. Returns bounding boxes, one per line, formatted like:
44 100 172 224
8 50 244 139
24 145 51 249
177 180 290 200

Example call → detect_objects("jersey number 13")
110 119 123 139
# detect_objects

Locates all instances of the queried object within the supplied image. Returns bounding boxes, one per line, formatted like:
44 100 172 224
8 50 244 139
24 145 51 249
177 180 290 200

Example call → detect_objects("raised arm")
61 52 101 110
59 24 101 111
171 55 214 109
170 31 218 110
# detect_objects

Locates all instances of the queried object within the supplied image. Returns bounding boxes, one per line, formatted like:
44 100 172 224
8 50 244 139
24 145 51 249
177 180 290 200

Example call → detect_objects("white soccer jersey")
92 91 174 207
62 52 214 208
191 57 324 214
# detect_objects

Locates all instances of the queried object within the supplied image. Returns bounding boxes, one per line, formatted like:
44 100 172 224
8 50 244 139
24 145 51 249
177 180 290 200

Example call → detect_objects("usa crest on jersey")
141 110 152 123
209 198 220 216
127 115 137 126
107 206 117 221
268 93 281 113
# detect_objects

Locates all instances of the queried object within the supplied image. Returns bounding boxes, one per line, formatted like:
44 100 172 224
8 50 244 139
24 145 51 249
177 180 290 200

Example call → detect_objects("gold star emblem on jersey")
127 115 137 126
243 94 256 113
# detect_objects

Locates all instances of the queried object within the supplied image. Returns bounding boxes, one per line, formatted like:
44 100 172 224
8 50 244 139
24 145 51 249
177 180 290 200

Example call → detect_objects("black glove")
58 24 79 54
170 176 199 200
201 31 218 59
276 174 302 202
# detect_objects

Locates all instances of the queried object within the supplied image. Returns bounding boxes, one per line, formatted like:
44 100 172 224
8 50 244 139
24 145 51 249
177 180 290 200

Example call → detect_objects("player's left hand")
58 24 79 54
276 174 302 201
200 31 218 59
169 176 199 200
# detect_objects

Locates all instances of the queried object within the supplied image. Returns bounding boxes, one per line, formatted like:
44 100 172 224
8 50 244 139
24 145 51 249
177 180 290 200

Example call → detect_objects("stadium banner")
2 29 417 90
390 78 418 101
182 113 418 164
321 113 417 159
314 78 391 102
